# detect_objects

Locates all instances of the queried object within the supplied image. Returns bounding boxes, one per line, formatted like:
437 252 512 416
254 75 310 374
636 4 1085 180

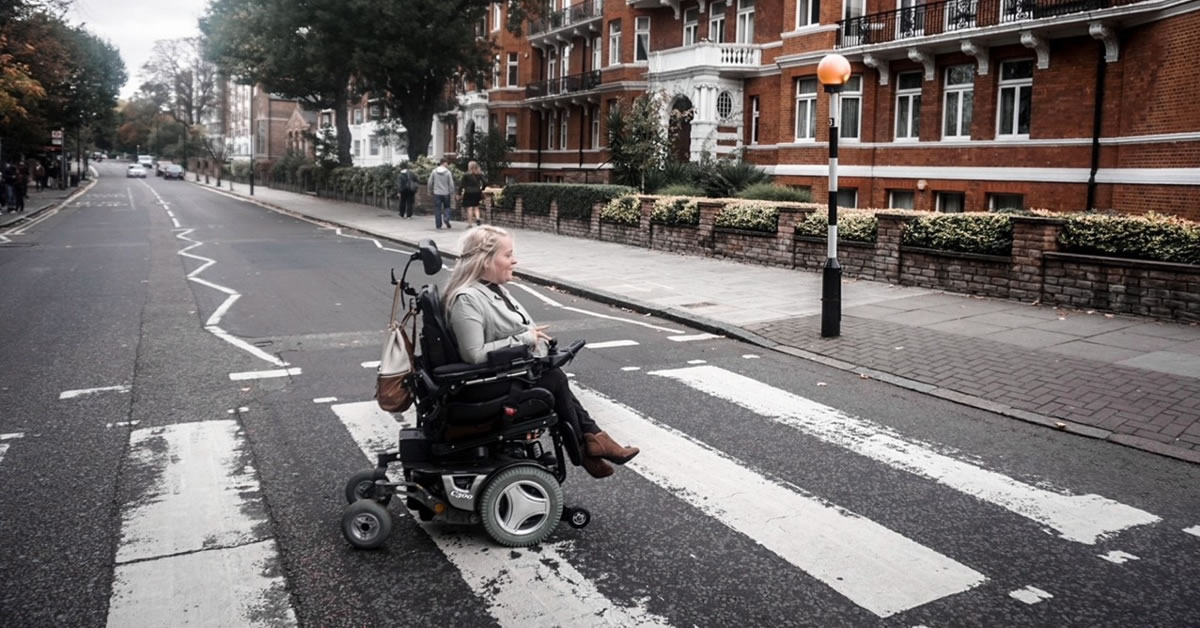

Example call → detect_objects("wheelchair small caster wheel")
564 507 590 529
342 499 392 550
345 468 391 505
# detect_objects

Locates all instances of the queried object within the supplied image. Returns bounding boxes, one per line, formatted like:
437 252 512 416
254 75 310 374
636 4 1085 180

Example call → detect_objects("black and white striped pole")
818 54 851 338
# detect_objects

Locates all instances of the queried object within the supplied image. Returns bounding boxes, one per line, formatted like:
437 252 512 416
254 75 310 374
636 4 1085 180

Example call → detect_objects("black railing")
524 70 602 99
527 0 604 36
837 0 1145 47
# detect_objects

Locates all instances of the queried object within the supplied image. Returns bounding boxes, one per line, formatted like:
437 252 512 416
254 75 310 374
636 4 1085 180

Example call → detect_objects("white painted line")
170 217 180 229
229 368 301 381
206 293 241 326
107 539 297 628
330 401 672 627
1182 525 1200 538
651 365 1161 545
0 432 24 440
1099 550 1139 564
105 421 141 428
59 385 130 400
207 326 289 367
509 281 562 307
361 360 381 369
621 366 642 372
742 354 761 359
669 333 719 342
573 385 985 618
0 443 8 464
1009 586 1053 605
686 359 707 364
313 397 338 404
586 340 640 349
561 306 684 333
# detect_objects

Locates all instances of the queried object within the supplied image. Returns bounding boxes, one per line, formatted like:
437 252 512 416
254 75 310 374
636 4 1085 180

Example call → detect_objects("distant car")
137 154 154 169
163 165 185 180
127 164 147 178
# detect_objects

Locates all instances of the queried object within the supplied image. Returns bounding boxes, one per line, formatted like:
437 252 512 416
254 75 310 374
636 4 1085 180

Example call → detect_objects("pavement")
0 184 81 228
166 177 1199 464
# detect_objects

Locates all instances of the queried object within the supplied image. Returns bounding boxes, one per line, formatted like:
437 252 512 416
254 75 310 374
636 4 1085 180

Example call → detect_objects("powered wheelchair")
340 239 591 549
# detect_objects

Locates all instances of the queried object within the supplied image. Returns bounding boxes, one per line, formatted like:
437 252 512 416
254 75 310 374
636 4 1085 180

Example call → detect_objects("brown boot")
585 432 640 465
580 454 613 478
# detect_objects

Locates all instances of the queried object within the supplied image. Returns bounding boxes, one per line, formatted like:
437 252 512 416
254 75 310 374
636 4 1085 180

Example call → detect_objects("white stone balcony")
648 42 764 77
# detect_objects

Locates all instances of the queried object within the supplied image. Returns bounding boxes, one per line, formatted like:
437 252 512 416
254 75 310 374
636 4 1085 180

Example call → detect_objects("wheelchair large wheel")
478 466 563 547
342 499 392 550
344 468 391 505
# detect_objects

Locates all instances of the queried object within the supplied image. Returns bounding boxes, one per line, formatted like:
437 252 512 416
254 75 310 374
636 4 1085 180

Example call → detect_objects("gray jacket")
428 165 456 197
447 282 543 365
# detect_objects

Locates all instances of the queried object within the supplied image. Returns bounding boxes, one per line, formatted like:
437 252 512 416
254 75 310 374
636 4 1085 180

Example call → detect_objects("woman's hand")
531 325 552 345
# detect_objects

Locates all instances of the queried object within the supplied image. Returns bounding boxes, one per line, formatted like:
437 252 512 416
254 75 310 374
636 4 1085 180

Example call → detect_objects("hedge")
796 209 878 242
737 183 812 203
903 213 1013 256
600 195 640 225
1060 212 1200 265
714 200 778 233
650 196 700 226
499 183 636 220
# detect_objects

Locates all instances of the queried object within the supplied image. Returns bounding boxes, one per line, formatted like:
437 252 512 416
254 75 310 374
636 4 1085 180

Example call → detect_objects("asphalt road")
0 162 1197 627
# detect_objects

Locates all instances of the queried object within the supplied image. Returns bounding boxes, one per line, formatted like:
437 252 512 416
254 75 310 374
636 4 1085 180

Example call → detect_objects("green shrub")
697 160 770 198
796 210 878 242
714 200 778 233
230 160 250 178
1060 212 1200 265
499 183 635 219
491 189 506 211
600 195 641 225
650 196 700 226
903 213 1013 256
737 183 812 203
657 183 706 197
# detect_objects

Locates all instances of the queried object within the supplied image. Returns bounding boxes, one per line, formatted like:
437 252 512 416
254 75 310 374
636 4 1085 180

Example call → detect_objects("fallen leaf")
1055 422 1066 429
240 387 251 392
817 382 827 387
859 373 870 379
894 346 904 350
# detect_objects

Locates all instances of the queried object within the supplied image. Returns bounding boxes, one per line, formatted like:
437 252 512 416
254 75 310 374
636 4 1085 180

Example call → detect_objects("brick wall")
1043 255 1200 320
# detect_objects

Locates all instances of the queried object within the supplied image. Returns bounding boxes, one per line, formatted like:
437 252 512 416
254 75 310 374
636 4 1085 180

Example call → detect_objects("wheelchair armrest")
430 360 537 387
487 345 532 368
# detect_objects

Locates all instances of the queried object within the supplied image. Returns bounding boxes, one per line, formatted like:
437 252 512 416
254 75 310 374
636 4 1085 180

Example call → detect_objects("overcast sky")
67 0 210 99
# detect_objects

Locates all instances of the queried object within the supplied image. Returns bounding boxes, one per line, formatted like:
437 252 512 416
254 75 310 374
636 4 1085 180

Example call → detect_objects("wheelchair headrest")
418 285 463 368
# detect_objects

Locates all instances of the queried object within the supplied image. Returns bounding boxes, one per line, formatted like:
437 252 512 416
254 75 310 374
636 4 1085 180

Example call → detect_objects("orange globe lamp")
817 54 852 92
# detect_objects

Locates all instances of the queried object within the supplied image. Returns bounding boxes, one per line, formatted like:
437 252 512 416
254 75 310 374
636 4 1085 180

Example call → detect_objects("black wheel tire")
478 466 563 547
566 507 591 529
342 499 392 550
344 469 391 505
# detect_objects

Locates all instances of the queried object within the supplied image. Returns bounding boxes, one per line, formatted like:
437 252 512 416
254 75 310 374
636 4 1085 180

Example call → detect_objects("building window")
797 0 819 27
559 109 569 149
608 20 621 65
591 36 601 70
353 139 361 156
736 0 755 43
844 0 867 21
492 55 500 89
507 52 519 86
998 59 1033 138
492 2 501 31
683 7 699 46
943 64 975 139
559 42 570 77
794 78 818 140
591 106 601 148
989 193 1024 211
547 47 557 84
837 188 858 208
937 191 966 213
750 96 760 144
354 108 363 124
840 75 862 140
709 2 727 42
635 17 650 62
506 114 518 146
546 113 555 149
320 113 332 128
894 71 921 141
889 190 915 209
369 136 379 156
717 91 733 120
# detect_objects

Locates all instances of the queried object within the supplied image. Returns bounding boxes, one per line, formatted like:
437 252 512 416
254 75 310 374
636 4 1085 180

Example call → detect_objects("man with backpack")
395 162 418 219
427 157 456 229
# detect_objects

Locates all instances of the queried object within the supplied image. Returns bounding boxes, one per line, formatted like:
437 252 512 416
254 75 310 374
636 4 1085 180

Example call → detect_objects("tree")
456 128 510 185
606 94 669 192
140 37 218 127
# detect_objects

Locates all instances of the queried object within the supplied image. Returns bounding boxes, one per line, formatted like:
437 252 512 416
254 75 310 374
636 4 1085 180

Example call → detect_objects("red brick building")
473 0 1200 216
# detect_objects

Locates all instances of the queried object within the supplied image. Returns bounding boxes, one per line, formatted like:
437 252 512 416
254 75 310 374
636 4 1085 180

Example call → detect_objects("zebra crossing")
327 361 1184 625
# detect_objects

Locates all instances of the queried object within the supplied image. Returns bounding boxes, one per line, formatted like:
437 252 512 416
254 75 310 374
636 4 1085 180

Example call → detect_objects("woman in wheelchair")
445 225 639 478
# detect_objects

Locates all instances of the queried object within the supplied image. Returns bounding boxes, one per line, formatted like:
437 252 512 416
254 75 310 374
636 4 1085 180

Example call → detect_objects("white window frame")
559 43 570 78
894 71 922 142
942 64 974 139
492 56 500 89
683 7 699 46
844 0 867 21
559 109 569 149
352 139 361 156
591 36 601 71
997 59 1033 139
369 136 379 156
591 106 601 147
936 191 966 213
837 188 858 208
794 78 818 141
547 48 557 86
507 52 519 86
492 2 501 31
506 114 518 146
709 2 727 43
635 16 650 63
988 193 1024 211
840 75 862 141
888 190 915 209
750 96 760 144
736 0 755 43
608 20 621 66
796 0 819 28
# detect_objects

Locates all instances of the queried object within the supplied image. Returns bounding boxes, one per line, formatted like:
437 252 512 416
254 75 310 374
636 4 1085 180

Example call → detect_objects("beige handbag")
375 283 417 413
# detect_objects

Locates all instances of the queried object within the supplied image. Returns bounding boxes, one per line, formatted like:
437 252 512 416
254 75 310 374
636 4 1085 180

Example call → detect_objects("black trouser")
398 191 415 217
13 184 25 211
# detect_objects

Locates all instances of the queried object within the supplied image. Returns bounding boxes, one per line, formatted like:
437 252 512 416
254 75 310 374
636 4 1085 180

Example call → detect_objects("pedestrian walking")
460 161 485 226
427 157 456 229
2 162 17 212
394 161 418 219
33 161 45 192
13 162 28 212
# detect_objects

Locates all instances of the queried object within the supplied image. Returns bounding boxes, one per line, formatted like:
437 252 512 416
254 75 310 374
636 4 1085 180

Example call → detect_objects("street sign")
51 129 63 146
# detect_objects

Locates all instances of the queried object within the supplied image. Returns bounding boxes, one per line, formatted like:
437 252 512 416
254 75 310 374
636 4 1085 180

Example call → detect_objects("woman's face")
485 236 517 284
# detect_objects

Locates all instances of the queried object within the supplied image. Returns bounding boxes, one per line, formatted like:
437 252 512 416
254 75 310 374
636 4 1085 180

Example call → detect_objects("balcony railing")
837 0 1145 47
528 0 605 37
524 70 603 100
648 42 763 75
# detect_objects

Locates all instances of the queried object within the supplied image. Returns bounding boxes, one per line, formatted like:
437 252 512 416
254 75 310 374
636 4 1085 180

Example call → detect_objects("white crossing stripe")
313 397 338 404
108 420 296 626
361 360 381 369
651 365 1161 545
572 385 986 618
586 340 639 349
330 401 672 627
1099 551 1139 564
1009 586 1053 605
59 385 130 400
668 333 719 342
1183 525 1200 538
0 432 24 440
229 367 302 381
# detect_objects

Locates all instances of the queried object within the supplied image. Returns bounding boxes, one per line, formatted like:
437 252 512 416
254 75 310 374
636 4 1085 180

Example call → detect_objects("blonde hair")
468 160 483 176
443 225 511 311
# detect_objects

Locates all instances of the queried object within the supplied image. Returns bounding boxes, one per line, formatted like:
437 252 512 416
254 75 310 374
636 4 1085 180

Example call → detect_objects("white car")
127 164 147 178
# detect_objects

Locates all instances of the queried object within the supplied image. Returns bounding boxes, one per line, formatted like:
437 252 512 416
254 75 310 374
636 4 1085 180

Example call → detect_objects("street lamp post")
817 53 851 338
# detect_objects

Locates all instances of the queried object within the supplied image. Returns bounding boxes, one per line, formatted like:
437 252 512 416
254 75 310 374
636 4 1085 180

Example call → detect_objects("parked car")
137 154 154 169
163 165 185 180
154 161 174 177
127 164 147 178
